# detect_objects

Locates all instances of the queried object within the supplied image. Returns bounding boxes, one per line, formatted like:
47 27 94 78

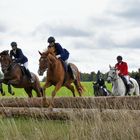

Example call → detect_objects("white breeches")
124 75 130 84
21 62 28 69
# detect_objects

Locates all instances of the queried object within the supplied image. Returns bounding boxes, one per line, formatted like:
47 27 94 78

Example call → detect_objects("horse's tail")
74 79 85 95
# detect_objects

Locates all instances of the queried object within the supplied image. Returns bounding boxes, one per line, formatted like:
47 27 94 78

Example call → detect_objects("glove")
56 55 61 59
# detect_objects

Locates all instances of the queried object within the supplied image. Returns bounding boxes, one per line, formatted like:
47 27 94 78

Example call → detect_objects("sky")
1 0 140 78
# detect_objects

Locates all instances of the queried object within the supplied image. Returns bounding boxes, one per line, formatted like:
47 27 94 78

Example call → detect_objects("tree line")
41 69 140 82
0 69 139 82
80 70 140 82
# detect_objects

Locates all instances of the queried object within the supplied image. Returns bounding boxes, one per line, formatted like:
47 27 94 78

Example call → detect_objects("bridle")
108 69 119 81
1 62 17 74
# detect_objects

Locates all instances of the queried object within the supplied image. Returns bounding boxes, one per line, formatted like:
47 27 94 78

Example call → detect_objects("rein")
108 74 119 81
2 62 17 74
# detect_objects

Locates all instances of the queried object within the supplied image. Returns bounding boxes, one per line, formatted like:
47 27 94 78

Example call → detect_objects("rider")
115 55 131 93
96 73 108 96
10 42 34 83
47 36 71 72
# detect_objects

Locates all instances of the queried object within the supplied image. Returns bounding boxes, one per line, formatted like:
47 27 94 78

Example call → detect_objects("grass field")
0 111 139 140
0 82 112 97
0 83 140 140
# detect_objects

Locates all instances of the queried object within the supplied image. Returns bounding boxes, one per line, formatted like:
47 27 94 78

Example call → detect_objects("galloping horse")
38 48 84 108
107 66 139 96
0 50 43 97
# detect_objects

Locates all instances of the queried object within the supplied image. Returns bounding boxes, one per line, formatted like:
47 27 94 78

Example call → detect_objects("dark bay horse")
38 48 84 108
0 50 43 97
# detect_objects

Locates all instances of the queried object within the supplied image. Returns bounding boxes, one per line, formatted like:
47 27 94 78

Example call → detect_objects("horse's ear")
109 64 111 69
38 51 42 55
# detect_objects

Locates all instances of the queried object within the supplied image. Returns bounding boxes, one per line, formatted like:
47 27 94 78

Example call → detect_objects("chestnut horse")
38 48 84 108
0 50 43 97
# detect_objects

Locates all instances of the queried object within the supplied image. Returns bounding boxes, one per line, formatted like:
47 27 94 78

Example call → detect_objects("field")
0 82 139 140
0 110 140 140
0 82 112 97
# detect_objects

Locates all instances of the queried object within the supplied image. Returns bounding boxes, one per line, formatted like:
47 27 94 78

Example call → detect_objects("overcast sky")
1 0 140 77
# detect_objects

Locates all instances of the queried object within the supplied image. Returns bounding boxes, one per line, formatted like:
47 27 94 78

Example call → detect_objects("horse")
0 50 44 97
107 65 139 96
38 48 84 108
93 82 111 96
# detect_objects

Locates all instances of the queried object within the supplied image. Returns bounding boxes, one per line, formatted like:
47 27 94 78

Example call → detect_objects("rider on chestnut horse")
47 37 76 79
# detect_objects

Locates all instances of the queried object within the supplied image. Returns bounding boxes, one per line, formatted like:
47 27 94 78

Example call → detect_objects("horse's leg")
43 81 52 95
49 82 62 109
7 79 20 95
24 88 33 98
42 81 52 107
0 83 5 96
7 83 14 95
65 83 75 97
73 80 83 96
33 86 44 97
0 79 5 96
32 80 44 97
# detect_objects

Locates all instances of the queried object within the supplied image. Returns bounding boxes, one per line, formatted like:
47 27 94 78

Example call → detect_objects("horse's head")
38 49 56 76
0 50 12 73
107 65 118 83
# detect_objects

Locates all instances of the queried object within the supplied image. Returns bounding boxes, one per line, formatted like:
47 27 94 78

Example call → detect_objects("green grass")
0 82 112 97
0 118 70 140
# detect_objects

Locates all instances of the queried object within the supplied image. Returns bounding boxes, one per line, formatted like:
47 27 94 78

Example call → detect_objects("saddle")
60 60 77 83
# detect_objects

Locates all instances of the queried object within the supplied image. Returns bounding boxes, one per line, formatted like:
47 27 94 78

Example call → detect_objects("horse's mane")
0 50 9 55
42 48 55 56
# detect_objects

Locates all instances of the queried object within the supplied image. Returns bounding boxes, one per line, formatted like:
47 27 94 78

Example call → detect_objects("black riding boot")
126 84 130 95
64 62 68 72
26 69 34 83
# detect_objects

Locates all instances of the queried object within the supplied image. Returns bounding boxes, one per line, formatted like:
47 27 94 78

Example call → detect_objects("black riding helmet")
11 42 17 47
48 36 55 43
117 55 123 60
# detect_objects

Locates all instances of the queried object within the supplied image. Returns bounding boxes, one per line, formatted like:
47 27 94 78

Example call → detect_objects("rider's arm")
10 50 13 59
55 43 64 58
15 49 24 63
121 62 128 75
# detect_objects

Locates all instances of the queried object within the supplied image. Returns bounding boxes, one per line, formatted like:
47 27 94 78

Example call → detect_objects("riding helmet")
11 42 17 47
47 36 55 43
117 55 123 60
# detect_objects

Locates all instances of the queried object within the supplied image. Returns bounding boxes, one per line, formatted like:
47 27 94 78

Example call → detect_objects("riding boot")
64 62 68 73
126 84 130 95
26 69 34 83
103 88 108 96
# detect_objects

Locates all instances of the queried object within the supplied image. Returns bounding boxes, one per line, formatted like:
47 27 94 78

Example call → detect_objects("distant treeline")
0 70 139 82
41 69 140 82
80 70 140 82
